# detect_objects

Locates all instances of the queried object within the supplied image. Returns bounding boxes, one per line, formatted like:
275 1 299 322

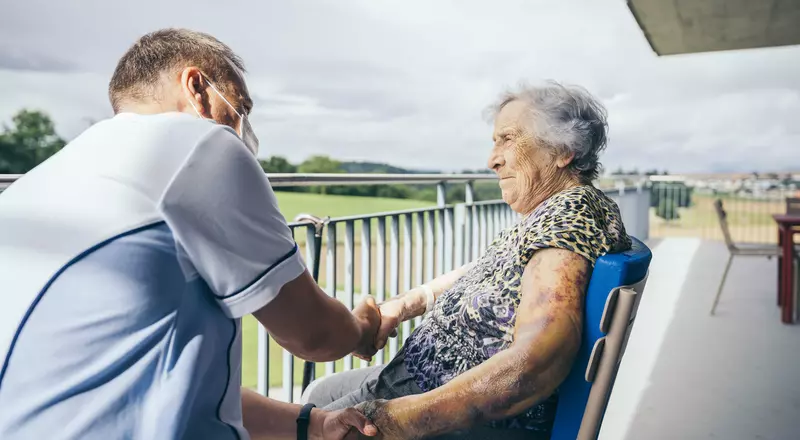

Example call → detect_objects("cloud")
0 47 78 73
0 0 799 173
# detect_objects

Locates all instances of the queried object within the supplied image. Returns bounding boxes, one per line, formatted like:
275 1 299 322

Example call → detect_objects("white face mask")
187 77 260 156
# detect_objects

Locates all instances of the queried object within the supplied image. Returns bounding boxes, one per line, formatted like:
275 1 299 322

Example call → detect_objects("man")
0 29 393 439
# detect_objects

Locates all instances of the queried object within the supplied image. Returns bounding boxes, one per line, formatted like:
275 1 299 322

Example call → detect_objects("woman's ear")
556 151 575 169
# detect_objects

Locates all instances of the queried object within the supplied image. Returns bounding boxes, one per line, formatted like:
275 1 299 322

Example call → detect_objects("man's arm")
356 248 589 439
158 126 383 362
242 388 376 440
253 271 382 362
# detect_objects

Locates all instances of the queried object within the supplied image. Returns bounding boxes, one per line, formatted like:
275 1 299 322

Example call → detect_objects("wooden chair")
710 199 797 315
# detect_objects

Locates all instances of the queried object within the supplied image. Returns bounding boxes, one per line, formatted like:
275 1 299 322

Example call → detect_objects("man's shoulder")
91 112 220 144
1 114 231 208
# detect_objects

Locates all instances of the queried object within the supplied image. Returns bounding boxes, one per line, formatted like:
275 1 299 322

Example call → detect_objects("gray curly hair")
486 81 609 182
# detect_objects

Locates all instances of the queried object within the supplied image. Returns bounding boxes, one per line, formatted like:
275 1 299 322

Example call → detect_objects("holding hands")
351 296 403 361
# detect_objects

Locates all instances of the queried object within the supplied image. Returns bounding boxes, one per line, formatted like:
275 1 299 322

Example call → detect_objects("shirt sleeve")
518 188 618 266
158 125 306 318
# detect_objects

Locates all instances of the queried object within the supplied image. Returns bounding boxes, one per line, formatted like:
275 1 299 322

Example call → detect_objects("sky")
1 0 798 174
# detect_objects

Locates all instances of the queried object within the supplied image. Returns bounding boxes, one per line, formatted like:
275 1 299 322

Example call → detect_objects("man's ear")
181 67 208 115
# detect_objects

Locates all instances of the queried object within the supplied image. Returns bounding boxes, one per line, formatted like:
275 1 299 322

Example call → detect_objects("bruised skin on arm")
356 247 591 439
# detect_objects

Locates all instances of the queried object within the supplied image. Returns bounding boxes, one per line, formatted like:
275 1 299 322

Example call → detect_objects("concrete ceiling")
627 0 800 55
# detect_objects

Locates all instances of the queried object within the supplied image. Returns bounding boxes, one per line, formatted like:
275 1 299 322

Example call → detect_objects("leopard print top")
403 185 631 432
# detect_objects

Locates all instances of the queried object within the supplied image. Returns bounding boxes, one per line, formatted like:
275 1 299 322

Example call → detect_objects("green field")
649 193 791 244
275 191 435 228
242 191 433 389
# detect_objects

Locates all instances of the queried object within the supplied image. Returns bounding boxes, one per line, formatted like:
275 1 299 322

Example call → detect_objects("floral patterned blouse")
403 185 631 432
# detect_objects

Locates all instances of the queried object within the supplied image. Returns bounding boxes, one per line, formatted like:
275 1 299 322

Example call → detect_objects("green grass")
649 193 789 244
241 191 433 389
275 191 435 227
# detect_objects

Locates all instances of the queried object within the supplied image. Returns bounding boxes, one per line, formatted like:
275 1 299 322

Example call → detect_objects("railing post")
414 213 426 328
257 326 270 396
343 221 356 371
480 205 489 253
640 182 651 240
464 182 475 264
324 225 337 376
376 218 387 365
389 215 401 357
360 220 372 368
401 214 413 350
282 347 294 403
436 182 447 275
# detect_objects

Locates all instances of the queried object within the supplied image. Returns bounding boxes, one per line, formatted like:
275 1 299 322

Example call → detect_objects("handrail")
0 173 496 190
267 173 497 187
0 174 21 189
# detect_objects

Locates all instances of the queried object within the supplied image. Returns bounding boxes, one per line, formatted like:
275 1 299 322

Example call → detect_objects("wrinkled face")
488 100 565 215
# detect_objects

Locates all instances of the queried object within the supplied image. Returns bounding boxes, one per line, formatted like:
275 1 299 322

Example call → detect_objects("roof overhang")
627 0 800 56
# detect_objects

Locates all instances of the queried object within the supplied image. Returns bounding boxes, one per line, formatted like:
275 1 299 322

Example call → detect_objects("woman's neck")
519 173 585 216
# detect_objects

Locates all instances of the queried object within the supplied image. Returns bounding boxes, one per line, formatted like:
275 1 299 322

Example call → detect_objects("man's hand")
351 296 384 361
310 407 378 440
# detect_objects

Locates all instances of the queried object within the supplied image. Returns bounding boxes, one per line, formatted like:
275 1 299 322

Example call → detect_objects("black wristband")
296 403 316 440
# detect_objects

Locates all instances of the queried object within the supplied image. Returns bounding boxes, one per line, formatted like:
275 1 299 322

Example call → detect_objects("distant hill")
339 161 436 174
339 161 492 175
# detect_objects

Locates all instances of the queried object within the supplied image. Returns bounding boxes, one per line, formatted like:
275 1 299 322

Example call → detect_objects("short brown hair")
108 28 246 112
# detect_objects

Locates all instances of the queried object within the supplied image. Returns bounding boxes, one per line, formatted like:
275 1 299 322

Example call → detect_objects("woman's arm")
356 248 589 439
351 262 474 361
353 263 475 361
378 261 475 323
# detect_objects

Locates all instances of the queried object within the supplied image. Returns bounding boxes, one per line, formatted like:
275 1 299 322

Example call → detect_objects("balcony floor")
600 238 800 440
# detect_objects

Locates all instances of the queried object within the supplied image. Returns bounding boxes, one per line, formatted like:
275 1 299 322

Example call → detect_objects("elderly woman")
304 81 631 439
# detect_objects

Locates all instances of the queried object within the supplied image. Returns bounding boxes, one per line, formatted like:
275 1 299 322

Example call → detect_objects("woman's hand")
353 400 410 440
377 299 404 339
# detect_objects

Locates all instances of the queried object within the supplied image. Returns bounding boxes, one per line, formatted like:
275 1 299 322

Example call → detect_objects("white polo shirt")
0 112 305 439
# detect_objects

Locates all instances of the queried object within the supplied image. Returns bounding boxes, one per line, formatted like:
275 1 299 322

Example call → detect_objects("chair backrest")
713 199 736 251
550 237 652 440
787 197 800 215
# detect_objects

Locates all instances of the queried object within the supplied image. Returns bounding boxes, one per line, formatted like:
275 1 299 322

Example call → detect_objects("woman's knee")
302 366 383 406
301 374 338 406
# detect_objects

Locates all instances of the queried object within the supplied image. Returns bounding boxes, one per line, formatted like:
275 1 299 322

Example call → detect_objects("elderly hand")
311 407 378 440
353 400 410 440
376 300 403 340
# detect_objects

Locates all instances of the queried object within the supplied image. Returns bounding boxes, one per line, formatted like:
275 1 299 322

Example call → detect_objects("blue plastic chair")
550 236 652 440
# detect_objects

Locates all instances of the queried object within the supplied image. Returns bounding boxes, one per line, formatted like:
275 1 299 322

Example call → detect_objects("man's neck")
116 101 182 115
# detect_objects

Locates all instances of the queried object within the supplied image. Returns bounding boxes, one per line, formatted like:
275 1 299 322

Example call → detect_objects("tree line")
1 109 501 203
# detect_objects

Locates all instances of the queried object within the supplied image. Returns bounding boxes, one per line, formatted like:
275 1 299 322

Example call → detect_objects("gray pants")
302 347 423 411
302 348 547 440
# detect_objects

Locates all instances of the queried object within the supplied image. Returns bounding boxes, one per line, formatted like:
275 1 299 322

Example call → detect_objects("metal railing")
644 176 799 244
271 175 519 402
252 175 650 402
0 174 19 190
0 173 651 402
